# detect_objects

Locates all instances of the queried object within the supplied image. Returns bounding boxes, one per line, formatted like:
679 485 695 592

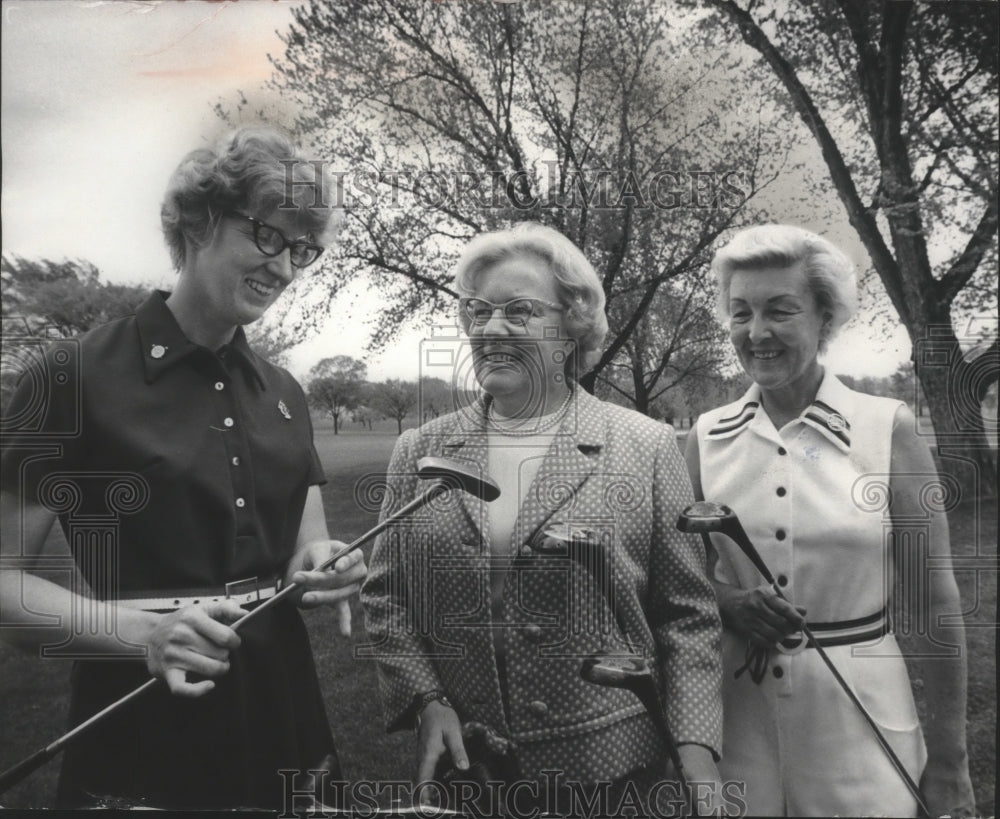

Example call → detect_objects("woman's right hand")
144 600 245 697
416 699 469 788
717 585 806 649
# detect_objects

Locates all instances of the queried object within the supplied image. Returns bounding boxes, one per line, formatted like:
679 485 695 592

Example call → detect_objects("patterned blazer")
360 388 722 782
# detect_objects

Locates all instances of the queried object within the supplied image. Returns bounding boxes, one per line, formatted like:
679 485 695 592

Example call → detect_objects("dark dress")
0 292 337 809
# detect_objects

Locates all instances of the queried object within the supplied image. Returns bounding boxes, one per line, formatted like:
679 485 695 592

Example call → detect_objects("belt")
735 608 890 683
114 576 283 612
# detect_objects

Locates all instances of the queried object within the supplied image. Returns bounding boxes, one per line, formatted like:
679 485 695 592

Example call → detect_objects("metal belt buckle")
776 631 808 655
225 576 260 605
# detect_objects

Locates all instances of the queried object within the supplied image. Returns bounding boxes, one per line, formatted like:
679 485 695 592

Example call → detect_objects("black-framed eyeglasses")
460 296 564 326
229 211 325 268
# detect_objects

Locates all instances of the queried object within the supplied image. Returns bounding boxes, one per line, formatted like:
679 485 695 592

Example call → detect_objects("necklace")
487 389 573 437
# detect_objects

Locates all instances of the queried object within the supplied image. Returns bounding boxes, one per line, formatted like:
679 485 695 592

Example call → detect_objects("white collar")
706 372 853 453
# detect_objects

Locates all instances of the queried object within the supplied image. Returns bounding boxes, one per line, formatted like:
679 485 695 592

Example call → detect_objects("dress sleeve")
360 428 445 732
647 425 723 757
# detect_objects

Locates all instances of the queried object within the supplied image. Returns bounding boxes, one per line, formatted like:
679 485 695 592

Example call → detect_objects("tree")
306 356 367 434
1 256 150 411
704 0 998 498
1 255 148 337
350 404 380 430
266 0 781 406
598 274 729 415
369 379 419 435
418 376 457 423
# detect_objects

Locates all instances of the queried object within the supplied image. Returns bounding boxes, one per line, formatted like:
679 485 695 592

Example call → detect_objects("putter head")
416 456 500 502
580 653 652 689
676 500 735 534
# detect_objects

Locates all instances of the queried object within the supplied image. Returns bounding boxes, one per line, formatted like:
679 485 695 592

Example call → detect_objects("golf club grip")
0 748 54 795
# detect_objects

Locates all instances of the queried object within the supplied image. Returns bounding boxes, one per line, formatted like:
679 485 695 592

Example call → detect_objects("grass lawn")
1 428 995 814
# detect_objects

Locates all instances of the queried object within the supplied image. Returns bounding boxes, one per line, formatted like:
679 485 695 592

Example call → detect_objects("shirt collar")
136 291 267 390
801 372 852 451
706 371 853 452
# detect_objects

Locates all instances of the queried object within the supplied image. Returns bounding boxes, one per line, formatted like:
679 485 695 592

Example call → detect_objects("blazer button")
528 700 548 717
523 624 544 642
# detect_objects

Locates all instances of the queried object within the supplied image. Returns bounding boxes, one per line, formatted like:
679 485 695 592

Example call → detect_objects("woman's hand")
920 753 976 818
675 745 725 816
415 700 468 790
717 584 806 649
145 600 245 697
291 542 367 635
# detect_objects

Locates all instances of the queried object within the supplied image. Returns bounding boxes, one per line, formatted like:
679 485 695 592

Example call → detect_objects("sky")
1 0 918 383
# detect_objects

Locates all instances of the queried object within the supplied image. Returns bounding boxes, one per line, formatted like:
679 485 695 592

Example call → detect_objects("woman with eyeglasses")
362 223 724 815
0 126 365 809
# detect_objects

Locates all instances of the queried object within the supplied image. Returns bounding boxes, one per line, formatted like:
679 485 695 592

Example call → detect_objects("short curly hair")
160 125 338 270
454 222 609 379
710 224 858 352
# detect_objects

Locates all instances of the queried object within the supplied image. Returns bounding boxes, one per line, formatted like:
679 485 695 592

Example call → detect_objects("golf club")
580 654 688 787
531 522 631 641
0 457 500 796
533 524 689 792
676 500 928 815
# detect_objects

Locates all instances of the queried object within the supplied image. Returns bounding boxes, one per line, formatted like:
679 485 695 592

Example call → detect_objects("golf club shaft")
769 585 928 813
720 518 928 814
233 482 447 630
631 684 687 786
0 481 449 796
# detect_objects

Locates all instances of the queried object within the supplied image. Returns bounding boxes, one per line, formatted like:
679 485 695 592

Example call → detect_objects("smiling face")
181 208 317 336
728 263 827 400
465 253 571 415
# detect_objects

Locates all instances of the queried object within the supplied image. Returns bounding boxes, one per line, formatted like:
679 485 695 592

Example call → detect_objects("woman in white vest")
684 224 975 817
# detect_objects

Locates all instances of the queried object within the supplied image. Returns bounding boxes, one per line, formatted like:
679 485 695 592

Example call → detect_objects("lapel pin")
278 400 292 420
150 344 167 359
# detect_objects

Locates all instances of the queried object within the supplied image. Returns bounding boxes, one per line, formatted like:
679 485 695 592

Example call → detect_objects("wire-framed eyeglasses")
229 211 324 268
460 297 564 327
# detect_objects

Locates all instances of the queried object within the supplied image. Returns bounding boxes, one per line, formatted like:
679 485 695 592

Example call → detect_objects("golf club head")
416 456 500 502
532 522 599 556
532 522 633 641
675 500 735 534
677 501 774 586
581 652 682 770
580 653 652 690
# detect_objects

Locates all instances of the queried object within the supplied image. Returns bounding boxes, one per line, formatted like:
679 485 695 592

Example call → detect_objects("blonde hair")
454 222 609 378
711 224 858 351
161 125 338 270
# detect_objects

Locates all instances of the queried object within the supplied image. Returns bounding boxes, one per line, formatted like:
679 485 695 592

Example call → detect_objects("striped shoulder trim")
707 402 759 438
802 401 851 449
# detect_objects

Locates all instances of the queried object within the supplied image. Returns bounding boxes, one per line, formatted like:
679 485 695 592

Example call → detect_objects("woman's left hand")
291 542 367 635
674 745 725 816
920 754 976 818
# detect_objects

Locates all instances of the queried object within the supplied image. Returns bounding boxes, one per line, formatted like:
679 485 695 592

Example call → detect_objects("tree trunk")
332 412 340 435
910 321 997 503
633 360 650 416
